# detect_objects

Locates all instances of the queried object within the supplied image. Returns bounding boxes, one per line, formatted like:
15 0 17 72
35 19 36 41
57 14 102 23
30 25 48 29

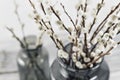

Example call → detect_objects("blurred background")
0 0 120 80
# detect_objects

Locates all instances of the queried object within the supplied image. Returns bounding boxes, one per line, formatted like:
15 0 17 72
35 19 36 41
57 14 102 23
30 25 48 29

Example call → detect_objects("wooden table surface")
0 38 120 80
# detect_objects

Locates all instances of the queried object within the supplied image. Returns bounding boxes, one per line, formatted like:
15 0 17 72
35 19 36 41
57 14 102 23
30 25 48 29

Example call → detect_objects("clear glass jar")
51 43 110 80
17 35 51 80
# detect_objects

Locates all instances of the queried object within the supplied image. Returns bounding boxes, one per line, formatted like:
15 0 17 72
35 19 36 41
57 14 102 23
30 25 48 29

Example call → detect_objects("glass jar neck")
58 58 101 79
21 44 42 58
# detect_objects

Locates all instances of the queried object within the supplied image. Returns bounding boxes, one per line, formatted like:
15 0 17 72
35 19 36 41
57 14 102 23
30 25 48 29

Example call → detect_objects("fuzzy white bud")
80 52 86 57
94 56 102 63
46 30 52 35
72 46 79 52
111 15 118 21
75 61 83 69
95 49 101 54
58 49 69 59
84 57 91 63
109 31 117 38
72 53 77 62
89 64 93 68
90 52 96 57
103 33 109 41
91 38 97 44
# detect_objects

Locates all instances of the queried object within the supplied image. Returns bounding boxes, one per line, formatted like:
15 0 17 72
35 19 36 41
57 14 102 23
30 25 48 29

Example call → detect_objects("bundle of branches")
28 0 120 69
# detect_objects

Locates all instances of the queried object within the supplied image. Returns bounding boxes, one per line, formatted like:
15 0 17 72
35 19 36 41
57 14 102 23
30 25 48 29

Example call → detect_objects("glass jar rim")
57 56 104 72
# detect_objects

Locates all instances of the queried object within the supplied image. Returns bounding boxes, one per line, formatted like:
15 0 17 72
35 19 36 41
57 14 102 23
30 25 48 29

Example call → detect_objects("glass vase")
51 43 110 80
17 35 51 80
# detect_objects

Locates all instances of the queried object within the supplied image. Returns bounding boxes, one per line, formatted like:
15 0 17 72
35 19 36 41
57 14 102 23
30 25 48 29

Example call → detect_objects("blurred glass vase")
17 35 51 80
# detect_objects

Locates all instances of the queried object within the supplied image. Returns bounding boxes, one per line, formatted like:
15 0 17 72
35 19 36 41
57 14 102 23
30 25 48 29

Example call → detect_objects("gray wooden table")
0 37 120 80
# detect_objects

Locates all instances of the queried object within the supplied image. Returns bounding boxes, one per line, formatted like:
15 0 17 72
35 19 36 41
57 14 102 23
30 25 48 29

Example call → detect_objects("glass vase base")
51 59 110 80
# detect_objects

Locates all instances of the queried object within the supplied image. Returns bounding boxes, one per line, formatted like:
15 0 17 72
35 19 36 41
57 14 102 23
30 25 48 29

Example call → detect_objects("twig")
28 0 64 49
14 0 28 49
90 2 120 41
87 47 114 66
6 27 25 48
95 20 107 35
75 5 81 25
81 16 86 28
84 0 88 12
101 23 115 37
89 0 105 33
60 3 77 31
29 0 35 9
84 33 89 56
50 6 71 35
89 42 98 54
41 19 64 49
96 0 105 15
40 2 46 15
82 0 88 27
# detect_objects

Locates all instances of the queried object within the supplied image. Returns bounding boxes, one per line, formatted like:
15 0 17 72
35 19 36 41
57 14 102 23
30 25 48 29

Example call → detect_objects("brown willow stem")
84 0 88 12
60 3 77 31
84 33 89 56
29 0 35 9
40 2 46 15
90 2 120 42
75 5 81 25
96 0 105 15
50 6 71 35
14 1 28 49
29 0 64 49
6 27 25 48
87 47 114 67
101 23 115 37
41 19 64 49
89 0 105 33
90 20 106 42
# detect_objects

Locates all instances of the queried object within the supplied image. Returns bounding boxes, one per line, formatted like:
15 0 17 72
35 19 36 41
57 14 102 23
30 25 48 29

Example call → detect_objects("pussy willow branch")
95 20 107 34
41 19 64 49
90 22 114 53
75 5 81 25
41 19 61 49
84 0 88 12
14 0 28 48
89 42 98 54
82 0 89 55
50 6 71 35
81 0 88 28
76 5 81 37
60 3 77 31
40 2 64 49
84 33 89 56
60 3 79 47
97 0 104 14
28 0 64 49
28 0 35 9
87 47 114 67
40 2 46 15
6 27 25 48
101 23 115 37
90 3 120 42
89 0 105 33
